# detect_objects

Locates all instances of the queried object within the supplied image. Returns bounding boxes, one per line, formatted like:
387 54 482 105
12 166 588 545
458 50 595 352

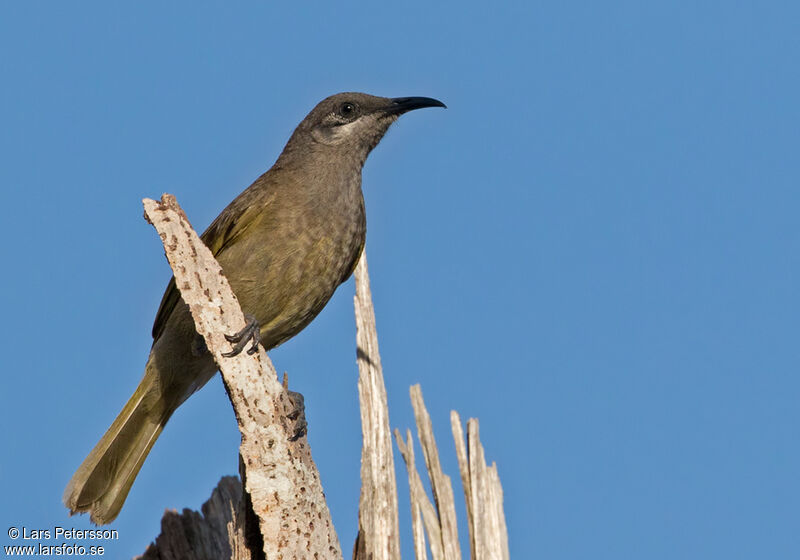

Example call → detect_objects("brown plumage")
63 92 445 524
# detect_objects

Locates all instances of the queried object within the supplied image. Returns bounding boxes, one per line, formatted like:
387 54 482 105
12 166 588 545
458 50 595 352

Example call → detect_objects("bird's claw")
286 390 308 441
222 314 261 357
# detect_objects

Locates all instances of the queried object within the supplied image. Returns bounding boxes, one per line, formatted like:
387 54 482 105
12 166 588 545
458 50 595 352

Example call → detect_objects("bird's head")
284 92 445 166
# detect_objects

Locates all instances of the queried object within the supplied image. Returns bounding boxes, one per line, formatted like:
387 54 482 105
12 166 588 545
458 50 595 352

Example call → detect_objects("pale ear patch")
323 120 360 143
311 115 381 146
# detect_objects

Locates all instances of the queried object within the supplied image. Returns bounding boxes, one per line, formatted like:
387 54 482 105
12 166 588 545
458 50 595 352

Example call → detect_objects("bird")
64 92 445 524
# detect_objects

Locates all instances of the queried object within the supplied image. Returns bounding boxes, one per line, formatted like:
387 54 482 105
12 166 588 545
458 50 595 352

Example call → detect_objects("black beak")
388 96 447 114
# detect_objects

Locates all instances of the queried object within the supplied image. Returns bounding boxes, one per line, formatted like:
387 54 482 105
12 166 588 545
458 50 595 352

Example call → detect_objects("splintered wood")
353 253 401 560
451 412 509 560
395 387 510 560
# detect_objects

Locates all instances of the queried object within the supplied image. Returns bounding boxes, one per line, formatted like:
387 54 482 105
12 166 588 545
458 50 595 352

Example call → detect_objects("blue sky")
1 1 798 558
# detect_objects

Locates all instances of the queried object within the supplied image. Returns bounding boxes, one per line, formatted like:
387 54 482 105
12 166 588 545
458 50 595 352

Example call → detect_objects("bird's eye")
339 102 356 117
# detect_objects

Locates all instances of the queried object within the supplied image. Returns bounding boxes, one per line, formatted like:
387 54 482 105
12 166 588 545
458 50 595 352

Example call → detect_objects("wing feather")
151 176 277 341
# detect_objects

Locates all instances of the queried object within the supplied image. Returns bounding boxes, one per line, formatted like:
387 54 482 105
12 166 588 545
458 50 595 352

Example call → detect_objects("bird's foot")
286 390 308 441
222 314 261 357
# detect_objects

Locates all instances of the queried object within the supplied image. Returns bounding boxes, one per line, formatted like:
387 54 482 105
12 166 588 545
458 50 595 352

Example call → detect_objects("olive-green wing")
342 232 365 285
152 277 180 340
151 183 275 341
340 196 366 284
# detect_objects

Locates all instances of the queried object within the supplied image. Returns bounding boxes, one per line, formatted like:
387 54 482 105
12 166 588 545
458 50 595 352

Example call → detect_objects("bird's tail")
63 364 171 525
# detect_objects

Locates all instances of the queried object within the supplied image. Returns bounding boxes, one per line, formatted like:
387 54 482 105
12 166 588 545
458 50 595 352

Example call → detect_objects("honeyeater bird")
64 92 445 524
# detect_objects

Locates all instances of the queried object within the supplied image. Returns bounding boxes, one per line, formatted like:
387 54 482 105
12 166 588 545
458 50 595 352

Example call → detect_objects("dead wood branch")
352 253 401 560
408 386 461 560
135 477 241 560
396 388 509 560
141 194 342 560
451 413 509 560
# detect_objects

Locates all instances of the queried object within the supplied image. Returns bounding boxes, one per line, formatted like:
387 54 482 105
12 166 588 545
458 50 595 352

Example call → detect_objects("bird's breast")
222 180 366 348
